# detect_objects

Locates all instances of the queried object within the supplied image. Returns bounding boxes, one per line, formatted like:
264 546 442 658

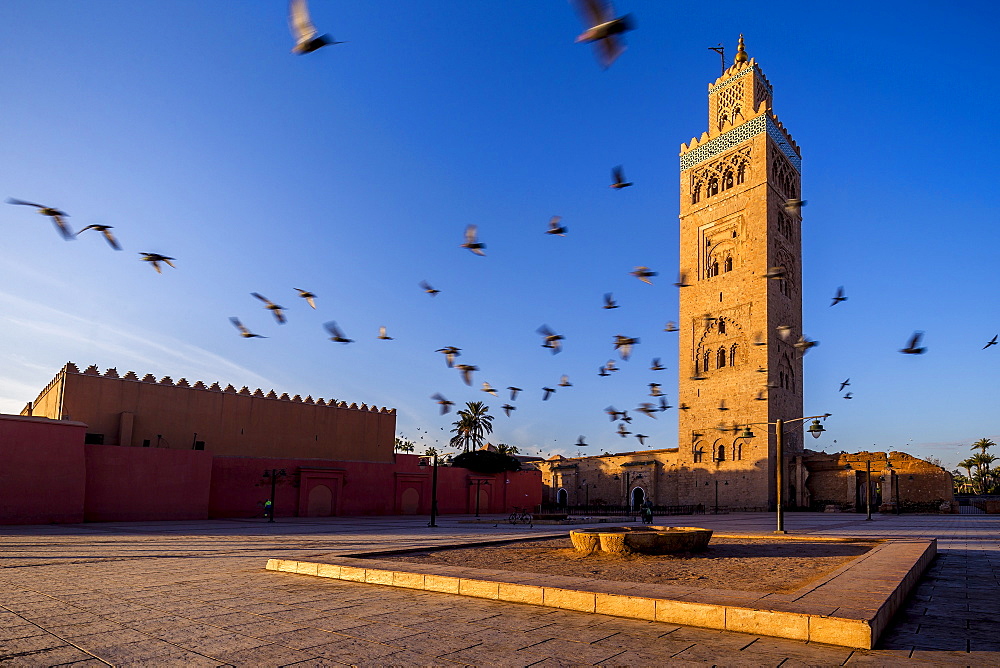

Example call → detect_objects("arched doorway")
630 487 645 509
400 487 420 515
556 488 568 507
306 484 333 517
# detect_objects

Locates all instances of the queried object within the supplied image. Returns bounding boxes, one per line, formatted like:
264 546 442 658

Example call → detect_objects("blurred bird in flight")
377 326 393 340
419 281 440 297
289 0 342 54
546 216 567 236
139 252 175 274
75 224 121 250
294 288 317 308
431 393 454 415
461 225 486 256
7 198 72 239
631 266 657 284
507 386 522 400
230 317 266 339
324 321 353 343
603 293 619 309
252 293 286 324
436 346 460 368
983 335 997 350
830 286 847 306
610 165 633 189
537 325 564 353
456 364 478 385
900 331 926 355
571 0 634 68
783 198 806 216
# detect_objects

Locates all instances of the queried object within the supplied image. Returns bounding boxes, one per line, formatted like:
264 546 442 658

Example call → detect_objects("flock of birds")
8 0 998 458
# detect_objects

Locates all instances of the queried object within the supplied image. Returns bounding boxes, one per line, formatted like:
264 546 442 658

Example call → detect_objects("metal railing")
539 503 704 517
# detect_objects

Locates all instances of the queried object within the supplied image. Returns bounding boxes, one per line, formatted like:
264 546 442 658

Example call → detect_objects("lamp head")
738 426 755 439
807 419 826 439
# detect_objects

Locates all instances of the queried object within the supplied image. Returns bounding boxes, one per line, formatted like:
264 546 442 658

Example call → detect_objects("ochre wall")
0 415 87 524
30 364 395 462
209 454 542 519
83 444 214 522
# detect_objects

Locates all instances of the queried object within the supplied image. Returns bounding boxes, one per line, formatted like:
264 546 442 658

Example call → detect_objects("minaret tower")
676 36 803 509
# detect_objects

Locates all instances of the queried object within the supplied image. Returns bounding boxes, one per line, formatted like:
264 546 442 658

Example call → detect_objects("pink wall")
83 444 213 521
0 415 87 524
210 454 542 519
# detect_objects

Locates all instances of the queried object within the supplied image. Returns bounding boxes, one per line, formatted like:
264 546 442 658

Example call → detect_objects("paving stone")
307 636 402 662
0 632 70 657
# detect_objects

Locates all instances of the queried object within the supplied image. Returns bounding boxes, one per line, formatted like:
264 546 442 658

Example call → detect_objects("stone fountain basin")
570 526 713 555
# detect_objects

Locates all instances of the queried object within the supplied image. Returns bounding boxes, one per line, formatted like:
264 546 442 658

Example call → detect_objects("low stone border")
265 534 935 649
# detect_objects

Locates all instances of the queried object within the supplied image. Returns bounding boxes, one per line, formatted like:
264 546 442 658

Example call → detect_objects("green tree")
450 401 494 453
394 436 415 453
495 443 520 456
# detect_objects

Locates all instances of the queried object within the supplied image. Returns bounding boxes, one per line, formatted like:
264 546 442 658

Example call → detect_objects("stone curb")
265 535 936 649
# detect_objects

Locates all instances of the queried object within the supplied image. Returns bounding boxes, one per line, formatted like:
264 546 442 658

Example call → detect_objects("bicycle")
508 506 533 527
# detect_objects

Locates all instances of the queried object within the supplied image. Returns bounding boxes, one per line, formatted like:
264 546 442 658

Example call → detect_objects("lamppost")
706 479 729 515
420 450 455 528
262 468 286 523
738 413 830 533
885 461 900 515
613 471 644 513
844 460 876 520
469 479 490 518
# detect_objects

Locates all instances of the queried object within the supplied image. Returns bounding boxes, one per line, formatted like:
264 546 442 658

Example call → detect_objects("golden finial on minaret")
734 34 748 64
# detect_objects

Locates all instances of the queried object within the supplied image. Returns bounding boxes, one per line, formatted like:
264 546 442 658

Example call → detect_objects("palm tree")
495 443 520 456
450 401 494 452
394 436 415 453
971 438 996 456
971 452 997 494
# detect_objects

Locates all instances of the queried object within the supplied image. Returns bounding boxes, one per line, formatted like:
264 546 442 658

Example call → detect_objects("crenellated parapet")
47 362 396 414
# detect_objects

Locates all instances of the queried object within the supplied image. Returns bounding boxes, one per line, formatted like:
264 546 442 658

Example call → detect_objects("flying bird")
537 325 564 353
507 386 522 400
637 403 657 419
843 392 853 400
678 403 691 411
436 346 461 368
794 336 818 355
650 358 664 371
753 332 766 346
377 326 393 340
830 286 847 306
252 293 287 324
603 293 619 309
324 321 353 343
610 165 633 189
616 423 631 438
900 331 926 355
230 317 266 339
613 334 639 360
542 387 556 401
776 325 794 341
294 288 317 308
983 335 998 350
546 216 567 236
635 434 648 446
598 365 610 377
431 393 454 415
754 390 767 401
763 266 786 280
461 225 486 255
75 224 121 250
663 322 679 332
7 198 72 239
605 406 624 421
139 252 175 274
419 281 440 297
571 0 635 68
717 400 729 411
630 266 657 285
784 198 807 216
605 359 619 373
576 436 587 447
658 396 672 411
839 378 851 392
289 0 342 54
481 382 498 396
501 404 516 417
558 375 572 387
674 272 691 288
648 382 662 396
456 364 478 385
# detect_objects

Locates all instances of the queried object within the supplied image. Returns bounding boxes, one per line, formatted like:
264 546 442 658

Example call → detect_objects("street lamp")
885 461 900 515
612 471 644 514
845 460 875 521
262 468 286 523
738 413 830 534
419 450 455 528
706 479 728 514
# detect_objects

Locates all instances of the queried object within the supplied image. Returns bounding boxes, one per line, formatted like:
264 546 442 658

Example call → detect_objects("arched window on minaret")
707 259 719 278
730 344 738 367
692 184 702 204
736 161 747 185
724 255 733 272
716 347 727 368
722 170 734 191
703 350 711 372
718 318 726 335
717 444 726 461
707 176 719 197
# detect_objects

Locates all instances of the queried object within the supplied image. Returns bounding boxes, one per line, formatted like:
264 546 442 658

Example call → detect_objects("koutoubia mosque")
536 38 953 514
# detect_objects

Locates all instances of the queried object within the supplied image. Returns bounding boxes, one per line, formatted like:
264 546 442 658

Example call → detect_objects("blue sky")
1 1 997 472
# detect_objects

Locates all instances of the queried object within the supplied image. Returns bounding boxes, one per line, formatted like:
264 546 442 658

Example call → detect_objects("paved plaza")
0 512 997 667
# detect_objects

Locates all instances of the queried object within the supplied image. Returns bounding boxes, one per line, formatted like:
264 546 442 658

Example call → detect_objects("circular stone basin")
570 526 713 555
